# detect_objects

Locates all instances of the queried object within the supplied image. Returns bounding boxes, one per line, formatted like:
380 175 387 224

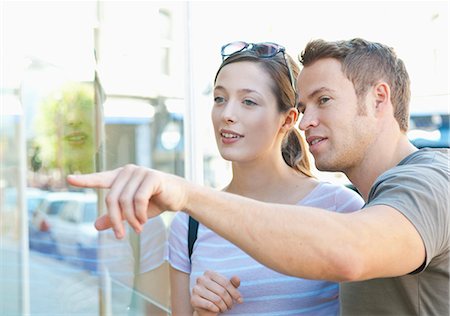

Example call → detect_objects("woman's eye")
214 96 225 104
243 99 257 106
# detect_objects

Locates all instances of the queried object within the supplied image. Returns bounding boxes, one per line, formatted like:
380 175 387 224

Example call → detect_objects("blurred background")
1 1 448 315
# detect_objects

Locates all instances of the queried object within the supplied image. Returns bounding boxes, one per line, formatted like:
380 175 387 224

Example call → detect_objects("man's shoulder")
400 147 449 166
381 148 449 180
368 148 449 203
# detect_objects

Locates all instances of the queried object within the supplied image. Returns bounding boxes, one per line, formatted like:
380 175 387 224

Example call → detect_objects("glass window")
0 101 23 315
2 2 180 315
159 9 172 40
83 202 98 223
46 201 67 216
59 201 78 222
160 46 171 76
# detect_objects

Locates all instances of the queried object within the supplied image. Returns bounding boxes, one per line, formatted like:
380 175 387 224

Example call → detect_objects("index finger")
67 168 122 189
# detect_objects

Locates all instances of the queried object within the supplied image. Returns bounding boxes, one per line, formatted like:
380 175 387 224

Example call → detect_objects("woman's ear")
281 108 298 131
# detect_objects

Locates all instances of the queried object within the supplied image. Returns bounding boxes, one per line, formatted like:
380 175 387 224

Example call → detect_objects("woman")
168 41 364 315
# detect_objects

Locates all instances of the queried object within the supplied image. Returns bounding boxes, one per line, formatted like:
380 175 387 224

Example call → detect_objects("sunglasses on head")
220 41 296 96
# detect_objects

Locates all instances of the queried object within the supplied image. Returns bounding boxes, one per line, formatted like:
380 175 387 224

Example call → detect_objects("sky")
187 1 449 111
1 1 449 114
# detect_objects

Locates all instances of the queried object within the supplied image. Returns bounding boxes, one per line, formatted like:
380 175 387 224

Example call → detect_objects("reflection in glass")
0 103 23 314
33 83 95 185
2 2 187 314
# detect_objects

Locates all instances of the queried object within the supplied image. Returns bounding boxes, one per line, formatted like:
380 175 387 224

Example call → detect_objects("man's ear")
282 107 298 131
373 82 391 113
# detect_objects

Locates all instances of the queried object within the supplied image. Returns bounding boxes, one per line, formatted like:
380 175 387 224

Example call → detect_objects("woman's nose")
222 101 238 124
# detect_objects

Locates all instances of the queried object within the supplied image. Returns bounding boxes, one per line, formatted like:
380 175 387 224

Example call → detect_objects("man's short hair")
299 38 411 131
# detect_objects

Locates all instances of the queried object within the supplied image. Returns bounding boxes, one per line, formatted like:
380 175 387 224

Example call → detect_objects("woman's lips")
64 132 88 146
220 129 243 144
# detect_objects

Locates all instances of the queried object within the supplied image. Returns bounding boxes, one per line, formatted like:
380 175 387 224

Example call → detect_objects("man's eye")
243 99 257 106
319 96 330 104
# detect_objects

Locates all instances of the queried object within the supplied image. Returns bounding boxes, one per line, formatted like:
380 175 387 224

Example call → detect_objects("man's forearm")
183 184 357 281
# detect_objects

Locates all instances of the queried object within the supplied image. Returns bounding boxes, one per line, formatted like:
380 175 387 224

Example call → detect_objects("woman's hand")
67 164 189 239
191 270 242 315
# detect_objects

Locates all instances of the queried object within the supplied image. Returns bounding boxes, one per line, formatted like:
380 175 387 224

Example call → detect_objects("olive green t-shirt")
340 148 450 315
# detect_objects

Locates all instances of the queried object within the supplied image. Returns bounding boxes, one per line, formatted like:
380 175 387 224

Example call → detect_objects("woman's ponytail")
282 128 313 177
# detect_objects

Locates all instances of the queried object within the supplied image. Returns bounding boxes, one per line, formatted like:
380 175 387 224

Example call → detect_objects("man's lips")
306 136 327 147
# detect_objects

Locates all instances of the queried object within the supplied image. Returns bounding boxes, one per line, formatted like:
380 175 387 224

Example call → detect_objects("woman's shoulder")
169 211 190 232
301 180 364 212
311 180 357 194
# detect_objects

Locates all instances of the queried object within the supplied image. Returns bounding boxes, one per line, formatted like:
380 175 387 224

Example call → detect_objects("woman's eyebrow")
214 86 263 98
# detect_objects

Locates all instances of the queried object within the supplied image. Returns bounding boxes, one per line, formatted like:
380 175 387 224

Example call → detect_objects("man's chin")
315 160 340 173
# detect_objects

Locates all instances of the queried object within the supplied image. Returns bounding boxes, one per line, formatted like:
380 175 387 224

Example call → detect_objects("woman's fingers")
229 276 243 303
191 271 243 313
194 308 219 316
191 282 224 313
205 271 242 304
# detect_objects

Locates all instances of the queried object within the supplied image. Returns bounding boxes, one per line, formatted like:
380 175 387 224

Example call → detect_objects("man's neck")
347 135 418 201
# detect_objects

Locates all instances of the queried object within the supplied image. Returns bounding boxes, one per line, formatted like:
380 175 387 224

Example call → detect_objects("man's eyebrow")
309 87 336 99
297 87 336 106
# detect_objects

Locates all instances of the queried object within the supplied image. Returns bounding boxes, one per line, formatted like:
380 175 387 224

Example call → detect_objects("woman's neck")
225 154 316 204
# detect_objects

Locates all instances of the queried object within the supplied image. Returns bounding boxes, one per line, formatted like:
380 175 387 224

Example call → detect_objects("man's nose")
298 108 319 131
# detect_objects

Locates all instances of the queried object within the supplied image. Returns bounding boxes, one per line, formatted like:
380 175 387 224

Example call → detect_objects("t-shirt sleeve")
367 164 450 269
139 216 168 274
168 212 191 273
334 185 365 214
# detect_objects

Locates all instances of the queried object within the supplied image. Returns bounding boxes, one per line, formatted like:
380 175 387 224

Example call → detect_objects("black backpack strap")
188 216 199 263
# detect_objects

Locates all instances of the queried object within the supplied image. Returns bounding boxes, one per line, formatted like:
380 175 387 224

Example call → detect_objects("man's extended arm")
67 165 425 282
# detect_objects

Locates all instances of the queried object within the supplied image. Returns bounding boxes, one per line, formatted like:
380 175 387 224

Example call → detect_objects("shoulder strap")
188 216 199 262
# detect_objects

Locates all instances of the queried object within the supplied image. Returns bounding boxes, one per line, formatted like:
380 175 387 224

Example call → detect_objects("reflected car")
29 191 99 272
26 188 48 221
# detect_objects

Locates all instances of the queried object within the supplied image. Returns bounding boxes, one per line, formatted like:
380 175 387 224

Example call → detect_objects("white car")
30 191 99 271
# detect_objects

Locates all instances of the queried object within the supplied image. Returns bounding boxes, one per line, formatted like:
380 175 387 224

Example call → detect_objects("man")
68 38 449 315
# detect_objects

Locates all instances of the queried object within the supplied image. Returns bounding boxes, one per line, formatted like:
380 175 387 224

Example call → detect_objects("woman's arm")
170 266 193 315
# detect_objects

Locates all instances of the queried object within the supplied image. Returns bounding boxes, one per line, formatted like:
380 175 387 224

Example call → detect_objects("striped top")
169 182 364 315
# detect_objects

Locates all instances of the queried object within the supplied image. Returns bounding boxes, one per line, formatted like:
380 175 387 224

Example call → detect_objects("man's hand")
67 164 188 239
191 270 242 315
